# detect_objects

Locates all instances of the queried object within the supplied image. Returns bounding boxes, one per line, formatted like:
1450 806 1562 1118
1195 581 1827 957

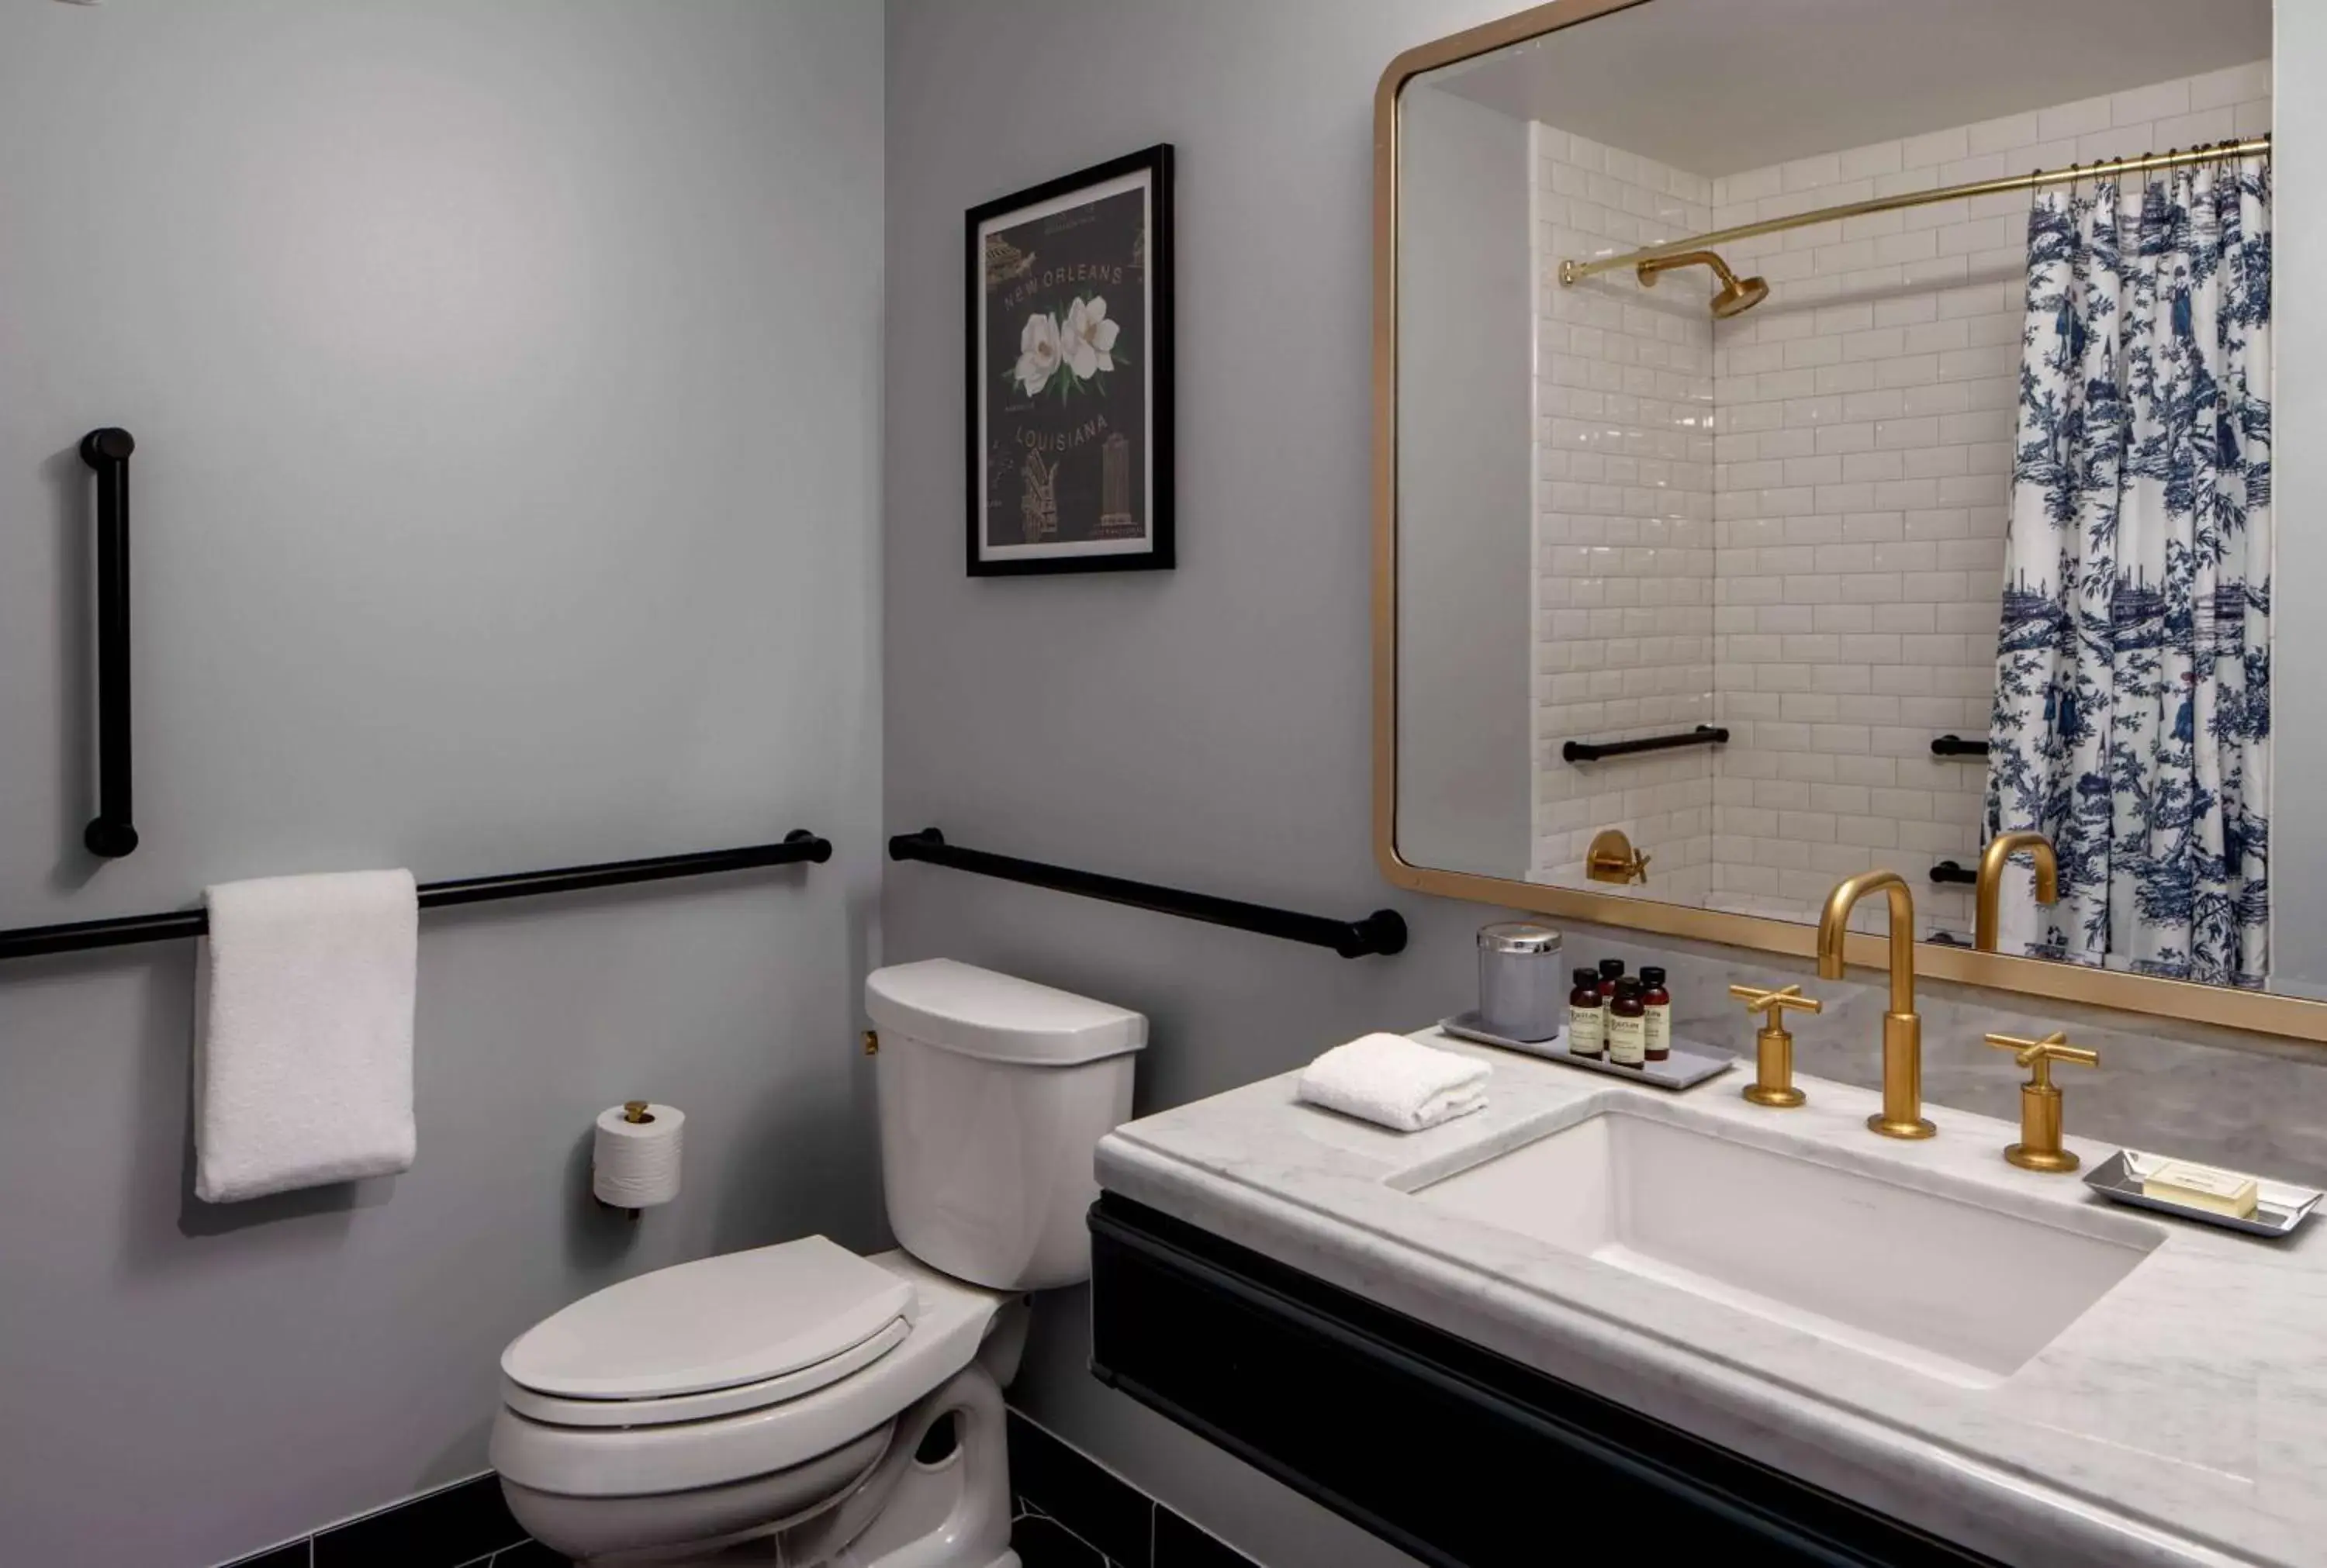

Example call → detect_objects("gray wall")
885 5 2327 1567
884 4 1533 1564
2267 18 2322 996
1395 85 1536 878
0 5 883 1565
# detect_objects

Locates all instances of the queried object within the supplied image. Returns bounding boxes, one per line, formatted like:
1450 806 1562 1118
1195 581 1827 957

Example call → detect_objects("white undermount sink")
1411 1104 2159 1387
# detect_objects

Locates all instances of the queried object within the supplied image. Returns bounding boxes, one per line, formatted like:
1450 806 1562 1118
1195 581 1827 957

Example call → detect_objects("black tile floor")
221 1474 568 1568
225 1415 1255 1568
1007 1410 1263 1568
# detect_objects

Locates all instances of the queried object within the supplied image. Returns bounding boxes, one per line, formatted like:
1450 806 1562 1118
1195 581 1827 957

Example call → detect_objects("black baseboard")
1009 1408 1262 1568
220 1473 566 1568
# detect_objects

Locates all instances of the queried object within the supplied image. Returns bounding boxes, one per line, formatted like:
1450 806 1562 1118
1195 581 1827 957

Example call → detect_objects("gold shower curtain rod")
1560 135 2271 287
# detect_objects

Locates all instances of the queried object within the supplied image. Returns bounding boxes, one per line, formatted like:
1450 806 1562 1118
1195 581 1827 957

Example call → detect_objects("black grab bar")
0 831 831 962
1562 725 1729 765
1931 734 1990 758
1929 860 1978 886
888 828 1406 958
80 427 138 858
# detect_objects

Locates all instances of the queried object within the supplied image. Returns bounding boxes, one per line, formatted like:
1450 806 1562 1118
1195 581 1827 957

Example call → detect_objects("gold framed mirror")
1369 1 2321 1038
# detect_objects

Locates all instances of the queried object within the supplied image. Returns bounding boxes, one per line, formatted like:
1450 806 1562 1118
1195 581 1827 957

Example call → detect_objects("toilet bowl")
490 960 1144 1566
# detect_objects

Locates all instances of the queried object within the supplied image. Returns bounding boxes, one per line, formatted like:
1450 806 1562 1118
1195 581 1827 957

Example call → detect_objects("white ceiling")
1429 0 2272 177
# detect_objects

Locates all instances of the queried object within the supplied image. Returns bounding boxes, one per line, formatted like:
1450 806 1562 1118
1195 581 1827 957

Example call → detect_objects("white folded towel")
196 869 419 1203
1297 1032 1491 1132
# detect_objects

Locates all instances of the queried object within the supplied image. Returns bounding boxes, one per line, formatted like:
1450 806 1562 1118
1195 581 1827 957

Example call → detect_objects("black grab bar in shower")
0 831 832 962
80 427 139 858
1561 725 1729 765
888 827 1407 958
1931 734 1990 758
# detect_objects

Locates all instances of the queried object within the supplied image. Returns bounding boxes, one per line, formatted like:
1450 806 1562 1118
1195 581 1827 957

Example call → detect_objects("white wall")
0 5 884 1564
1531 125 1717 898
1520 61 2276 942
1703 64 2273 938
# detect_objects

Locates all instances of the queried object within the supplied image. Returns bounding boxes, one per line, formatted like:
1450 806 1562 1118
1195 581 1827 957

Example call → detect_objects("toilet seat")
492 1248 1013 1500
504 1316 913 1428
503 1236 916 1403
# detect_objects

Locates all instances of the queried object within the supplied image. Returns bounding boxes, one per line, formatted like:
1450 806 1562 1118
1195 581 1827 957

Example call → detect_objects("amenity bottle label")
1608 1010 1646 1067
1568 1003 1603 1058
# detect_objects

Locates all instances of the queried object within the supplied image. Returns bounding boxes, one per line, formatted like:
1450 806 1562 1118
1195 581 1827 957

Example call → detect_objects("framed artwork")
966 144 1174 575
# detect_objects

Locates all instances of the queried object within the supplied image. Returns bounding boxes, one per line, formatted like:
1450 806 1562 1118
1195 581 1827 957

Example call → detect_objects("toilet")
489 959 1146 1566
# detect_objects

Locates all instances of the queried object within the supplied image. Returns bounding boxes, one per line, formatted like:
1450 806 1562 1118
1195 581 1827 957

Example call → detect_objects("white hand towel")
1297 1032 1491 1132
196 869 419 1203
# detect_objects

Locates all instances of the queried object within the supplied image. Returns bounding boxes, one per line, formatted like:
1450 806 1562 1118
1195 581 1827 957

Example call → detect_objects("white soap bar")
2143 1159 2260 1219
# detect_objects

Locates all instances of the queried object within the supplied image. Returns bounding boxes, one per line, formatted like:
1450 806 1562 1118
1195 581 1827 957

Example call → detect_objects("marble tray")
1439 1011 1736 1091
2083 1148 2322 1238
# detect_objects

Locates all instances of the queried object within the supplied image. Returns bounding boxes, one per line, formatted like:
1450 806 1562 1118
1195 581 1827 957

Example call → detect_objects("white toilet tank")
865 959 1145 1292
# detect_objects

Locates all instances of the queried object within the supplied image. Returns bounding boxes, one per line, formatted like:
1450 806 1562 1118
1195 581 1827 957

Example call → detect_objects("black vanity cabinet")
1088 1195 2006 1568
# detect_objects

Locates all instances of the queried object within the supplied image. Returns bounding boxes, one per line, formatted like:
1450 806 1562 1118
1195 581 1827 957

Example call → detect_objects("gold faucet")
1975 832 2059 952
1817 871 1937 1140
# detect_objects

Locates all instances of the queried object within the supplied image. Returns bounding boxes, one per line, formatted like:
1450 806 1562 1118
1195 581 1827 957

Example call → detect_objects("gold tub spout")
1975 832 2059 952
1817 871 1937 1140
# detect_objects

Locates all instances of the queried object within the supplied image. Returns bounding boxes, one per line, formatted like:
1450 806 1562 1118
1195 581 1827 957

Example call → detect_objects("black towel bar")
1931 734 1990 758
1929 860 1978 886
80 427 139 858
0 831 832 962
1562 726 1728 764
888 827 1406 958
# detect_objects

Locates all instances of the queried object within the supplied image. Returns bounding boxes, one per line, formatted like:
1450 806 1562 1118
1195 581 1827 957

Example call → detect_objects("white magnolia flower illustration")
1062 295 1120 379
1015 312 1063 395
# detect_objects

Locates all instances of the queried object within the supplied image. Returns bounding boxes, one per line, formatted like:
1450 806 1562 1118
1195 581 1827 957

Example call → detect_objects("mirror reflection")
1395 0 2278 990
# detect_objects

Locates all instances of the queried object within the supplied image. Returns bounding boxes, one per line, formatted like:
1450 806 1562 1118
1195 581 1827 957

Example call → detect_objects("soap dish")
2083 1149 2322 1238
1438 1011 1735 1091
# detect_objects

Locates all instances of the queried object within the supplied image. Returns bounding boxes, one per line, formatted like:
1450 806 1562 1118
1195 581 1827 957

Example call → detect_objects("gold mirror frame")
1371 0 2327 1042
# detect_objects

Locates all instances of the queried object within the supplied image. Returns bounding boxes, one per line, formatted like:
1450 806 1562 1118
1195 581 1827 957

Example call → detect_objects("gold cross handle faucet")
1984 1030 2100 1173
1585 828 1651 885
1730 983 1822 1108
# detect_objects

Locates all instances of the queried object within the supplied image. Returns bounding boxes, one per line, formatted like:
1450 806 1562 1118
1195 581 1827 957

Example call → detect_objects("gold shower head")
1635 249 1769 318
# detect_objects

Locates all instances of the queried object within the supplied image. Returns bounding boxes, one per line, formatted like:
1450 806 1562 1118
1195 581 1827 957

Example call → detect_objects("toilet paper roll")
592 1103 685 1208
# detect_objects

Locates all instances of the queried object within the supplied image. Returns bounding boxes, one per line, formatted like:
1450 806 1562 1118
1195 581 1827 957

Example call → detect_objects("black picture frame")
964 144 1174 576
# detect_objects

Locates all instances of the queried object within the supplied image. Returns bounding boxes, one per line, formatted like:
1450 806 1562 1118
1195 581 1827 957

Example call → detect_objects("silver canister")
1477 922 1564 1042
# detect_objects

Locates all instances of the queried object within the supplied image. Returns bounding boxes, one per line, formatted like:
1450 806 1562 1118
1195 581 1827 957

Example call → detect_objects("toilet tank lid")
866 959 1146 1065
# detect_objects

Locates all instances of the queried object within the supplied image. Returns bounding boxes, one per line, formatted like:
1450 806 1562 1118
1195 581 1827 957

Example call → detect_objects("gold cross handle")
1729 982 1824 1025
1730 983 1822 1109
1983 1031 2099 1173
1984 1030 2100 1083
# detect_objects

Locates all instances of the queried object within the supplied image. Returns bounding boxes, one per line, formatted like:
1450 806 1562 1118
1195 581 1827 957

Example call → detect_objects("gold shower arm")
1559 136 2270 288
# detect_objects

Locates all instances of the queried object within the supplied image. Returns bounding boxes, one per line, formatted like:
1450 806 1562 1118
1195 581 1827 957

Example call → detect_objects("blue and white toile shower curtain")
1985 157 2272 986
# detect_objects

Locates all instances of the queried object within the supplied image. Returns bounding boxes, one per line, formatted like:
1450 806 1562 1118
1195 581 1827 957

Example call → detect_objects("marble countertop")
1096 1031 2327 1568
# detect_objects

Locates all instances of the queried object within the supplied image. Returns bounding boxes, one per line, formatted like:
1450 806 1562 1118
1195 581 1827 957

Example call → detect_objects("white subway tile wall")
1530 64 2269 935
1532 123 1717 901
